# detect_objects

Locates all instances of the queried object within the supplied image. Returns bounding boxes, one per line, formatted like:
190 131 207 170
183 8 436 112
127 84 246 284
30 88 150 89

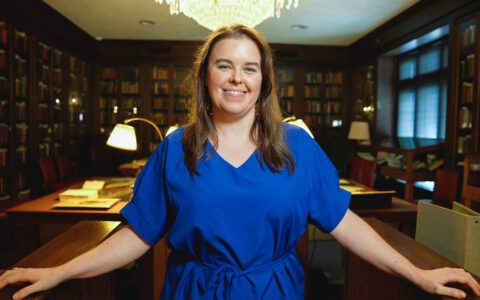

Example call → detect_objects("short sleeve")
297 131 351 233
121 138 171 245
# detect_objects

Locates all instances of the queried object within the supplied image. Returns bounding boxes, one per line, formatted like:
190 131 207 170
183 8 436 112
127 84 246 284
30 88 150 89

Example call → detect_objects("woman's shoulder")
282 122 315 145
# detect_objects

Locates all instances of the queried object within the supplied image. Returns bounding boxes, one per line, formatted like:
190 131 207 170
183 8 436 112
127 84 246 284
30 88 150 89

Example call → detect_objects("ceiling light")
291 24 307 31
139 20 156 26
154 0 299 31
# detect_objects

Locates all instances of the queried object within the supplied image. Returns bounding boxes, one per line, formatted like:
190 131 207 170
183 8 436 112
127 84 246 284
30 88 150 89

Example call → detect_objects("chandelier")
154 0 299 31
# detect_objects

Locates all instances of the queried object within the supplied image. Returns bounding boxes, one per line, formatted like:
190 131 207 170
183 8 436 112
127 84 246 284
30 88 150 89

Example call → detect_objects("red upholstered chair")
432 169 459 208
350 156 378 187
38 156 58 185
56 154 73 180
415 169 459 209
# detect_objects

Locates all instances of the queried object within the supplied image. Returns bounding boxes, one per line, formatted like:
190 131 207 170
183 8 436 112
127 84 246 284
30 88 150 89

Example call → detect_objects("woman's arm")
330 209 480 298
0 226 150 300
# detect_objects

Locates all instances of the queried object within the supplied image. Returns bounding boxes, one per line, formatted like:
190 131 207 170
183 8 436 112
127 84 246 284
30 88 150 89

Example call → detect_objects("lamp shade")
106 124 137 150
348 121 370 141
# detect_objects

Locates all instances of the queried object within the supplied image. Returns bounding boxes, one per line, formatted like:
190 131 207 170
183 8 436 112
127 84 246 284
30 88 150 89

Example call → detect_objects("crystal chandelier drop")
154 0 299 31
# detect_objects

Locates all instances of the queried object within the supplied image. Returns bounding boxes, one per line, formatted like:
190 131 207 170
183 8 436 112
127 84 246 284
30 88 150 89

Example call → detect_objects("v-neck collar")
207 140 258 170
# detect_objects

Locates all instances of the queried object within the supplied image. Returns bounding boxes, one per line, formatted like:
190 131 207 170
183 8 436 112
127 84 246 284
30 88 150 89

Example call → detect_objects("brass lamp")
283 116 314 138
107 118 178 151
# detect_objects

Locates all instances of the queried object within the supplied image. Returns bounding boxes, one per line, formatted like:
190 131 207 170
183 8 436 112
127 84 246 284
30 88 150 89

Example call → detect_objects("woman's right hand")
0 266 65 300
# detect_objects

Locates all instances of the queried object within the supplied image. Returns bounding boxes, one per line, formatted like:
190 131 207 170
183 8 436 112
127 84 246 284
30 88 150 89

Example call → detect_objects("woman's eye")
218 64 230 70
245 67 257 73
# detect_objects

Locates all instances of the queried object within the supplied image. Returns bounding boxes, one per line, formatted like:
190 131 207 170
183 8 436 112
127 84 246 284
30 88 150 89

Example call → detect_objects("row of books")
325 86 342 99
462 24 477 47
15 77 28 97
0 148 7 167
14 30 28 54
0 176 7 196
98 111 119 125
153 66 169 80
38 82 50 101
152 97 169 110
458 106 473 129
54 68 63 86
16 174 28 191
38 42 51 64
37 63 50 83
461 81 474 103
174 68 189 81
278 84 295 98
458 135 473 154
173 83 188 96
100 80 118 94
99 97 118 109
152 112 168 125
15 124 28 144
153 81 169 95
305 100 322 113
0 49 5 69
100 67 117 79
305 71 323 84
304 86 322 98
123 66 139 80
277 70 294 82
325 72 343 84
0 100 7 120
121 81 139 94
303 115 323 127
280 99 293 113
460 54 475 79
16 145 27 164
174 96 191 111
69 56 77 73
0 124 8 144
0 22 6 45
15 102 27 120
14 55 27 75
0 76 6 94
54 49 63 67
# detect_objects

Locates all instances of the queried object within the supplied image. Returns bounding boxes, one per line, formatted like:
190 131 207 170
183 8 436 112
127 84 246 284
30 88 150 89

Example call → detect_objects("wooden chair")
462 155 480 212
350 156 378 187
56 154 73 180
38 156 58 186
416 169 459 209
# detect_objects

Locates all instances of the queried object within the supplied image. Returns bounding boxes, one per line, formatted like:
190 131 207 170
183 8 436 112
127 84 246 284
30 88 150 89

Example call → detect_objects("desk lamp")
106 118 178 151
348 121 370 145
283 116 314 138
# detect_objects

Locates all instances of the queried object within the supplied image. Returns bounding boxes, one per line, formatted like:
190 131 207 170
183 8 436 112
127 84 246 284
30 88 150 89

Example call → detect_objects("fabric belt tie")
191 249 295 299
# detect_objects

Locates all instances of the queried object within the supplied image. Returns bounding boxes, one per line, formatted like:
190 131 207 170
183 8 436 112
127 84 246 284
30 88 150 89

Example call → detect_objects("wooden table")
0 221 121 300
5 179 168 300
345 218 480 300
355 141 445 201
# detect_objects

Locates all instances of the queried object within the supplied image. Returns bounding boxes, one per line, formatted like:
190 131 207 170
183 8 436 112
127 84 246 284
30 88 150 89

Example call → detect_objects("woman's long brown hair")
182 24 295 176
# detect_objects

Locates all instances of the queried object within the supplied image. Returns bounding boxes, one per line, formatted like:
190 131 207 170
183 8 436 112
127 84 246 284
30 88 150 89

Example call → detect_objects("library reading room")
0 0 480 299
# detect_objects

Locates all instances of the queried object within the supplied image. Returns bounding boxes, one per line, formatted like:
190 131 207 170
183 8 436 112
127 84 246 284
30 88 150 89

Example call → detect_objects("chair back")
350 156 377 187
56 154 72 180
38 156 58 184
432 169 459 207
462 155 480 212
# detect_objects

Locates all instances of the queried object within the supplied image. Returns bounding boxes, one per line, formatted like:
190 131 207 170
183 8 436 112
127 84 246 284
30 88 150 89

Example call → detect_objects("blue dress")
121 123 350 299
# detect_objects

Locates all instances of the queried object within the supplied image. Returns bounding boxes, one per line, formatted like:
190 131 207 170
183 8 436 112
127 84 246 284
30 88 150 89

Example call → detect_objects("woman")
1 24 479 300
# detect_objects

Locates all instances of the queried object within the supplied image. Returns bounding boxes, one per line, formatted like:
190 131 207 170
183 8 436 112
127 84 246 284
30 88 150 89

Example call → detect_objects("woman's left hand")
415 267 480 298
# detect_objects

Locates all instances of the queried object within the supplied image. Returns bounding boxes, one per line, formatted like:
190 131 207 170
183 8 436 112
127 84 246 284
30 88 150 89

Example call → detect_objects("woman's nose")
230 68 243 84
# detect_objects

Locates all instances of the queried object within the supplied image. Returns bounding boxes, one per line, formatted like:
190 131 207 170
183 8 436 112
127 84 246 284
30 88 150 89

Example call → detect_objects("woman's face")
206 36 262 122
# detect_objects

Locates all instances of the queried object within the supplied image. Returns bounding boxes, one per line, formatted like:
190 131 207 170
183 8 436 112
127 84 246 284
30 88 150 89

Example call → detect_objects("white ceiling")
43 0 420 46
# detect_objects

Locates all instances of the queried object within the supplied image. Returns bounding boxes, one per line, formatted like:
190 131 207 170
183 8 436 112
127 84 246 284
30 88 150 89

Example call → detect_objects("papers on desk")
341 186 366 193
53 198 121 209
59 189 98 201
82 180 105 191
